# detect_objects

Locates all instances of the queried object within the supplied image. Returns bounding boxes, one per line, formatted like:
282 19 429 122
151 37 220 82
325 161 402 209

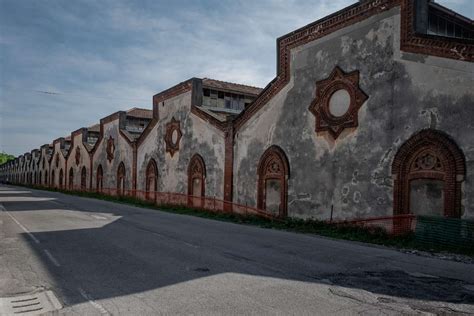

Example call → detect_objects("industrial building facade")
1 0 473 221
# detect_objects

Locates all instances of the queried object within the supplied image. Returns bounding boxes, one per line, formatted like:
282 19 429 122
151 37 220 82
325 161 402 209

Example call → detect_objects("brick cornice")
153 79 194 105
234 0 472 131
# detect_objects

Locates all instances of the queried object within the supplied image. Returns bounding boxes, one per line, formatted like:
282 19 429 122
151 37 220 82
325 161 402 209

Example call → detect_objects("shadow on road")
1 185 473 307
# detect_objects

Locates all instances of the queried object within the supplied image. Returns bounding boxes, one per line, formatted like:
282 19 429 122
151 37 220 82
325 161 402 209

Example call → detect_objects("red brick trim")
309 67 368 139
164 117 183 157
400 0 474 62
257 145 290 218
234 0 399 131
391 129 466 217
188 154 206 197
223 125 234 209
190 106 227 132
234 0 472 131
153 79 194 105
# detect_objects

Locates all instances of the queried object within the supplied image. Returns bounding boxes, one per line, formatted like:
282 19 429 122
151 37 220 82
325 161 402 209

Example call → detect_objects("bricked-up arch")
96 165 103 192
117 162 126 196
392 129 465 217
81 166 87 190
59 169 63 189
257 146 290 218
188 154 206 197
68 168 74 190
145 159 158 201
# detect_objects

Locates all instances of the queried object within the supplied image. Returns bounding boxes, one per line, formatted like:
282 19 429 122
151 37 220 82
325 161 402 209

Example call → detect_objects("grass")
13 184 474 257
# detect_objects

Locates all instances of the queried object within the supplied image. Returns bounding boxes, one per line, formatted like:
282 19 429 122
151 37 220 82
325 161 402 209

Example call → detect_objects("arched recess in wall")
117 162 126 196
96 165 103 193
257 145 290 218
69 168 74 190
145 159 158 201
188 154 206 199
59 169 63 189
45 171 48 186
81 166 87 190
392 129 465 218
39 172 42 185
51 170 55 187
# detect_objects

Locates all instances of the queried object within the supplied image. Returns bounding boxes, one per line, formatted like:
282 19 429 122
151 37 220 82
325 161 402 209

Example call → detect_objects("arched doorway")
392 129 465 217
45 172 48 186
145 159 158 201
81 166 87 190
188 154 206 207
59 169 64 189
96 165 103 193
257 145 290 217
117 162 126 196
51 170 55 188
39 172 42 185
69 168 74 190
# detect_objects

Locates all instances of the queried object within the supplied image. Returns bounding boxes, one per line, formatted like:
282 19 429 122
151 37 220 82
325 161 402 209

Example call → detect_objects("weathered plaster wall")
92 119 134 191
66 133 92 189
234 7 474 220
137 90 225 198
38 148 50 186
49 142 67 188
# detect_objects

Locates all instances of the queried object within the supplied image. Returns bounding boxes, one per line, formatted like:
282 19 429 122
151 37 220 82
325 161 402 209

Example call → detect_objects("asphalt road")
0 184 473 315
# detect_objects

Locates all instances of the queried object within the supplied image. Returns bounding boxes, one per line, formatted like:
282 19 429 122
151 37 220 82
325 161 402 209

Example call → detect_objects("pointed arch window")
96 165 103 193
117 162 126 196
145 159 158 201
69 168 74 190
392 129 465 217
81 166 87 190
257 146 290 218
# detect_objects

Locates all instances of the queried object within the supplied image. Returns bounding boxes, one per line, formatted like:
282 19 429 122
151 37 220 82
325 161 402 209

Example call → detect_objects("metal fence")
333 215 417 236
31 184 279 221
14 182 474 246
415 216 474 251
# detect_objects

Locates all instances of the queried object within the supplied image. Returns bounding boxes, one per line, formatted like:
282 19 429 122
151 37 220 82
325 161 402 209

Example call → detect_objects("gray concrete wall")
92 119 134 192
66 133 92 189
49 142 67 188
233 8 474 220
137 90 226 198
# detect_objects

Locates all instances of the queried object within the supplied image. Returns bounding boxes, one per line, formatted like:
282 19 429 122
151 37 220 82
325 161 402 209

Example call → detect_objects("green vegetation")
0 152 15 165
20 184 474 257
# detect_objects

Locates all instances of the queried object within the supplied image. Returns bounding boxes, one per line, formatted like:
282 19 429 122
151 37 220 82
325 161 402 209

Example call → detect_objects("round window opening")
171 129 179 145
328 89 351 117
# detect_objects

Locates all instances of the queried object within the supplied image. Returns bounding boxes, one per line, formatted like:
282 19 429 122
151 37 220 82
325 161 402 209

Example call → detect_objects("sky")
0 0 472 156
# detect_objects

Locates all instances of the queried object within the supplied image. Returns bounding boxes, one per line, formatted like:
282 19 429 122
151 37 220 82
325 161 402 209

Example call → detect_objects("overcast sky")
0 0 472 156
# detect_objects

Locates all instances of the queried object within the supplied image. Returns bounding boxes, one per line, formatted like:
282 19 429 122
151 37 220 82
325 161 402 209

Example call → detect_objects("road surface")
0 184 473 315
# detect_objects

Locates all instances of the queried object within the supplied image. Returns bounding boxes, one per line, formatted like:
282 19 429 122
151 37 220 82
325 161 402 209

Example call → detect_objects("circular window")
171 129 179 145
328 89 351 117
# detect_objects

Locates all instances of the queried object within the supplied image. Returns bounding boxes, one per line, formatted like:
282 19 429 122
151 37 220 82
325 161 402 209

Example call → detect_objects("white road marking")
44 249 61 267
78 287 109 315
91 215 108 220
0 203 40 244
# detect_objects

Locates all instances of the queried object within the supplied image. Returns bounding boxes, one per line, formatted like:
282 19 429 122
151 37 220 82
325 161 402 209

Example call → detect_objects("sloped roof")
202 78 262 96
88 124 100 133
126 107 153 119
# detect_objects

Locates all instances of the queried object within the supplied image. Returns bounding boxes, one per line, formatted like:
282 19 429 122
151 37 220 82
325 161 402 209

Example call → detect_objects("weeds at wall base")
15 184 474 258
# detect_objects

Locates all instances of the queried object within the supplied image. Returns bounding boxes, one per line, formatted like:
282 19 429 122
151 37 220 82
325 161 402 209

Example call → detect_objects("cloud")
0 0 472 155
